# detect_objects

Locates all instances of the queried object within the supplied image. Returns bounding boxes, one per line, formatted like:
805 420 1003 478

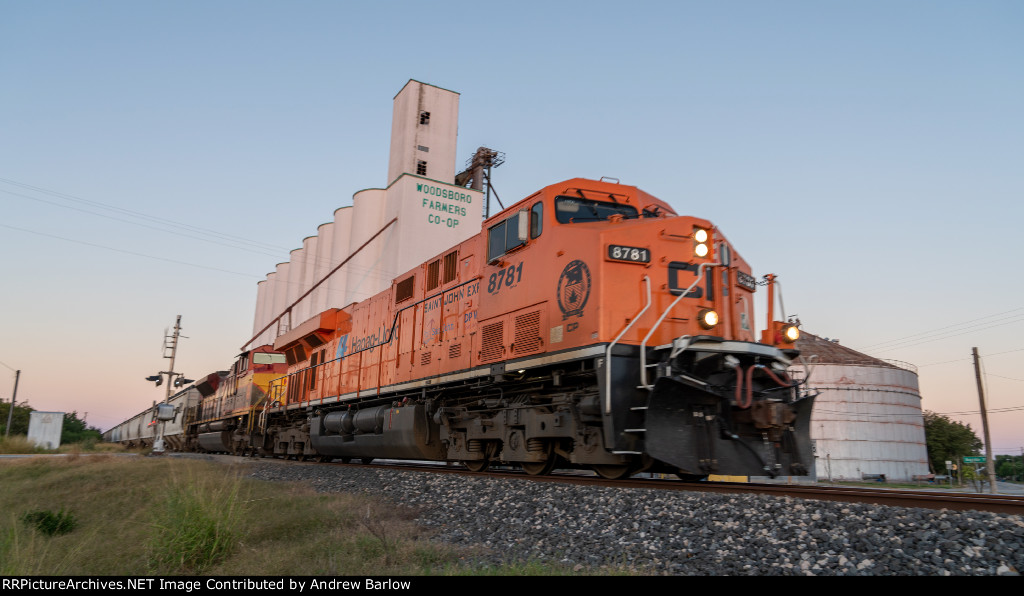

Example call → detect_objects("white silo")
271 262 290 336
242 80 483 351
327 206 352 309
795 333 930 482
310 221 335 315
295 235 318 324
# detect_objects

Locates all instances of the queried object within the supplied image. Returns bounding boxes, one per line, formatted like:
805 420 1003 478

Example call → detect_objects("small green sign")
963 456 986 463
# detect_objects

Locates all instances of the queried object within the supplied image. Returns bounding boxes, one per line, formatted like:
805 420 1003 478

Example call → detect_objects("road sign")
963 456 986 463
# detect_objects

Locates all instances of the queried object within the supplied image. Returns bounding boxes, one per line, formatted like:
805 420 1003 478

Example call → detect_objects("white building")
27 411 64 450
249 81 484 348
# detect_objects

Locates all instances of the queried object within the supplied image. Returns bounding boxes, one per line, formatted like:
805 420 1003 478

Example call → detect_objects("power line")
0 177 352 274
1 224 259 278
0 223 404 304
918 347 1024 368
2 188 284 258
855 307 1024 352
0 177 293 253
987 373 1024 382
864 315 1024 354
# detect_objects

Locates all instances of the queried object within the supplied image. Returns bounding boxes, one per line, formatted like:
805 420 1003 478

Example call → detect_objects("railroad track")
198 454 1024 516
355 460 1024 515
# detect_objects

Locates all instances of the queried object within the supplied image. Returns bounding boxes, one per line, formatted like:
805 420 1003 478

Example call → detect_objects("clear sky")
2 1 1021 456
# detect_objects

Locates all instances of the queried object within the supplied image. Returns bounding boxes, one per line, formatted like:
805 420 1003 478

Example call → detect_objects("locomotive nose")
644 375 815 478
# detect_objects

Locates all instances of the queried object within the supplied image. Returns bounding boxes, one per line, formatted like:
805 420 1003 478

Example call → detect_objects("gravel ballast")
241 461 1022 576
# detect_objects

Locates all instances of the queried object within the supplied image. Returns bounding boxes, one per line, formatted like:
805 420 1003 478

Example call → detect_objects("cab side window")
487 211 526 261
530 202 543 239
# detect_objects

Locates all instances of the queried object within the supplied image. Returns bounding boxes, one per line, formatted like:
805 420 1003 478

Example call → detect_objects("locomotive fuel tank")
310 404 446 461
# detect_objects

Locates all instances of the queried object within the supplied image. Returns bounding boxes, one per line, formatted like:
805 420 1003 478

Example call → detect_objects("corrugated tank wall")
796 334 931 481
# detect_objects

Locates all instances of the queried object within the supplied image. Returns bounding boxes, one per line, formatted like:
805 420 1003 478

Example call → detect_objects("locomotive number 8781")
185 177 816 480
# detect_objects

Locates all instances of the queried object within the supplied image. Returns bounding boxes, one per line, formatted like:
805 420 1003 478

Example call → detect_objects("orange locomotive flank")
167 177 813 478
273 178 760 404
192 177 816 478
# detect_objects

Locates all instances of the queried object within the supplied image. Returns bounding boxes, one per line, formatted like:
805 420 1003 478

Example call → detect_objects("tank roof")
796 332 916 373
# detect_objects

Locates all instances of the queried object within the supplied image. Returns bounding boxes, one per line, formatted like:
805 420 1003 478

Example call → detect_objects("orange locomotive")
190 177 815 479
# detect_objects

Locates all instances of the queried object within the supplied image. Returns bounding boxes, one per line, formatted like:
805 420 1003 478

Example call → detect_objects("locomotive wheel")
520 443 558 476
592 464 633 480
361 457 374 465
675 473 708 482
521 457 557 476
340 457 352 464
462 459 489 473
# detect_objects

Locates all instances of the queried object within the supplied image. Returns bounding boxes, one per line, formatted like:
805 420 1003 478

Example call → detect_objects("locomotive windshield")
555 196 639 223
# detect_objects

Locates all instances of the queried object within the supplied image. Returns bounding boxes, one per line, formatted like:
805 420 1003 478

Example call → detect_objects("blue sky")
2 1 1022 454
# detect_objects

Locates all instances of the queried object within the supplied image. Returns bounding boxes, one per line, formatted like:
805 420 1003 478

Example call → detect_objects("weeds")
0 435 46 454
0 456 617 576
21 508 77 536
147 467 249 573
358 503 399 566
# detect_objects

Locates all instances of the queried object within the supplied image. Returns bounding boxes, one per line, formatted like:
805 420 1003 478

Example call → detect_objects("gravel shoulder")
186 455 1024 576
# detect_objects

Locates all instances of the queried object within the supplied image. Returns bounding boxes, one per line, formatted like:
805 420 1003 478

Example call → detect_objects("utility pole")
163 316 182 402
4 370 19 439
153 316 182 454
972 347 998 494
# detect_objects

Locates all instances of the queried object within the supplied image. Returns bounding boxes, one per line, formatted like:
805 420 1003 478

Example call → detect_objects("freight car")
111 177 815 480
102 384 200 451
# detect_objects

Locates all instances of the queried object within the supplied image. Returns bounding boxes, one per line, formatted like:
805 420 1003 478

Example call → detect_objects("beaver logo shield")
557 260 591 319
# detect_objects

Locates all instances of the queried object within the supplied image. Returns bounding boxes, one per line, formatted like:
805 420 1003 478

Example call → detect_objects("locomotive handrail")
638 261 722 390
604 275 652 414
266 275 482 407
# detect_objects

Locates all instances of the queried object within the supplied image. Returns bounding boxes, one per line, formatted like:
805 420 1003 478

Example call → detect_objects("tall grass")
0 435 47 454
0 434 131 455
0 456 630 576
147 468 248 573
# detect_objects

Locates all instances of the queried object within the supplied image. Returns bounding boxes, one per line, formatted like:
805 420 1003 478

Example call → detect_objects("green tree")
61 411 102 444
0 402 33 436
0 404 101 444
923 410 983 474
995 454 1023 481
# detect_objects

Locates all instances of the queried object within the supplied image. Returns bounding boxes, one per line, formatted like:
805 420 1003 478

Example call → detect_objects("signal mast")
144 315 191 453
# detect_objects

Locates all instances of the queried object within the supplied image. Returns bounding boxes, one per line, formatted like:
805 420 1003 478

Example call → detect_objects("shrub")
21 508 77 536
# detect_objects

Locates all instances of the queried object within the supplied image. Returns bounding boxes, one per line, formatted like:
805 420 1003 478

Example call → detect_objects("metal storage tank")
795 333 930 482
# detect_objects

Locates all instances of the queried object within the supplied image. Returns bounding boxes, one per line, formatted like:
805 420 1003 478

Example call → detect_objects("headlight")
698 308 719 329
782 324 800 343
693 227 710 258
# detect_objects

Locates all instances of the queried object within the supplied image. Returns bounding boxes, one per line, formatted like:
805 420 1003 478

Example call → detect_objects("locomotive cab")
478 178 815 478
